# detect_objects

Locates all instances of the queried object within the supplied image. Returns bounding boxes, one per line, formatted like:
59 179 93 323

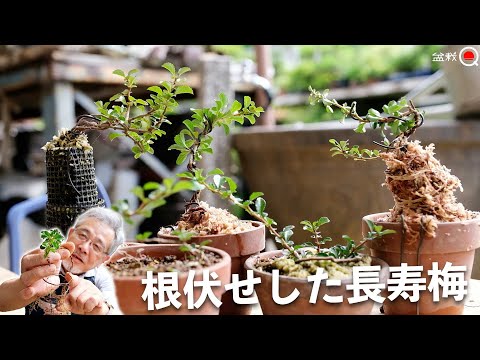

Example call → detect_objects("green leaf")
231 100 242 113
136 231 152 240
147 86 163 94
131 186 145 201
108 132 123 141
113 69 125 77
219 93 227 108
326 105 333 113
208 168 224 176
179 245 191 252
315 217 330 227
225 177 237 192
354 123 366 133
222 123 230 135
199 239 212 247
244 96 251 108
365 219 375 232
172 180 200 193
143 182 160 191
143 199 166 213
176 152 188 165
109 93 122 102
177 171 194 179
162 62 176 75
255 197 266 215
368 108 381 117
128 69 139 76
213 174 222 188
249 192 264 201
175 85 193 95
246 115 256 124
178 67 191 76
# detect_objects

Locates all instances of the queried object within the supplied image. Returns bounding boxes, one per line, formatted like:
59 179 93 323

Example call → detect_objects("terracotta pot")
109 244 231 315
362 212 480 315
155 221 266 315
244 250 389 315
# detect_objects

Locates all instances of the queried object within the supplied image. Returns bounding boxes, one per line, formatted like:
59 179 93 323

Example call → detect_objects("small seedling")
40 229 64 258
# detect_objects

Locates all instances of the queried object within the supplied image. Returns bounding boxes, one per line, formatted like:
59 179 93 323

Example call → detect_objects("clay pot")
362 212 480 315
109 244 231 315
155 221 265 315
244 250 389 315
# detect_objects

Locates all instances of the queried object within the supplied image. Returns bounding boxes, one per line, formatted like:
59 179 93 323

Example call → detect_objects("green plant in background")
209 45 254 60
276 45 443 93
74 63 193 158
40 229 64 258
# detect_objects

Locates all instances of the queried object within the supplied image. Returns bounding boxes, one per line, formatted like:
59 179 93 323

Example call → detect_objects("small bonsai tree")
308 87 477 241
39 228 64 258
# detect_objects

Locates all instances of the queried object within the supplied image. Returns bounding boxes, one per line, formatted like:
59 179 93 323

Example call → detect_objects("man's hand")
63 272 109 315
19 242 75 299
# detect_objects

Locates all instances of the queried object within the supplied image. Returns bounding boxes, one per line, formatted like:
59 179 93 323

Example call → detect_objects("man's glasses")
72 228 108 256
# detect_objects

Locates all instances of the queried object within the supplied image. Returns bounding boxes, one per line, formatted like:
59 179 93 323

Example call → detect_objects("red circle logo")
464 51 475 60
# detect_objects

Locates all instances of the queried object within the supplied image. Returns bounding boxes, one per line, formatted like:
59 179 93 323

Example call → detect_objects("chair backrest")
6 179 110 274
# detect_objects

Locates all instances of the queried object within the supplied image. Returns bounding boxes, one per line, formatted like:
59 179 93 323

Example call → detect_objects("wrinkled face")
63 218 115 274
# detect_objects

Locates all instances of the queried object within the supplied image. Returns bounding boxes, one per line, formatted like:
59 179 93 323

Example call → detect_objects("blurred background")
2 44 480 277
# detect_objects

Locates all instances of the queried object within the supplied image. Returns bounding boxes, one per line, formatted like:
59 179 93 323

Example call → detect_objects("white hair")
73 207 125 255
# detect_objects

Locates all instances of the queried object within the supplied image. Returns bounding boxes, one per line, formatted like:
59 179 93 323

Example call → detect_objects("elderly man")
0 207 125 315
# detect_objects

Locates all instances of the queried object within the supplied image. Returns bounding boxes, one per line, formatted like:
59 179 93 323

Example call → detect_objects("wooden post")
198 53 233 209
42 81 75 142
255 45 275 126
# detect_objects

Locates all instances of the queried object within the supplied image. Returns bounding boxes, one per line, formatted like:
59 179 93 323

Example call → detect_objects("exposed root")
28 284 71 315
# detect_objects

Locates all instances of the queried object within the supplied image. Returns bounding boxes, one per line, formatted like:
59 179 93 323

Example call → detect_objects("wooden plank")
51 50 139 68
274 75 432 107
0 65 49 92
51 62 201 89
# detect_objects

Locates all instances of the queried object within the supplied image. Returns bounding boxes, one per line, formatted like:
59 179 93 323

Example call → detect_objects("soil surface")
254 254 372 280
106 249 222 276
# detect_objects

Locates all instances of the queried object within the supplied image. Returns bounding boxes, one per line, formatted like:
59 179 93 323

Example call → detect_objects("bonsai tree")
308 87 480 315
67 63 266 315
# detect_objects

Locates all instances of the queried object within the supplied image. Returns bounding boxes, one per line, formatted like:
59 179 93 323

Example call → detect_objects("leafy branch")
177 167 398 263
74 63 193 158
169 93 263 205
300 217 331 252
328 139 381 161
111 177 203 240
308 86 424 149
173 229 213 263
40 229 64 258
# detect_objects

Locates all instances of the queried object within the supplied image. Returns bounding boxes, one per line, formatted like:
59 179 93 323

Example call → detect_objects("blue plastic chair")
6 179 110 274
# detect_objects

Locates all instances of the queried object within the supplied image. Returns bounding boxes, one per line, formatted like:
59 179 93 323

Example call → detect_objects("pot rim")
363 212 480 226
156 220 265 240
109 244 231 280
244 250 389 285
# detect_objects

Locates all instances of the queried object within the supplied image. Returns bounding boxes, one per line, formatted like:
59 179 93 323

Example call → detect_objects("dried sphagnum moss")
41 128 93 152
380 138 477 240
158 201 256 236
